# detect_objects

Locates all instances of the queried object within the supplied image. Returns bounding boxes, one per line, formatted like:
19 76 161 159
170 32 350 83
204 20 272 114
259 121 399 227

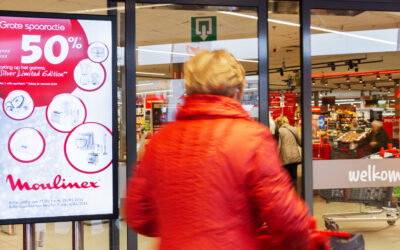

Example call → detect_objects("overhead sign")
318 116 326 129
0 12 117 224
314 159 400 189
312 106 321 113
191 16 217 42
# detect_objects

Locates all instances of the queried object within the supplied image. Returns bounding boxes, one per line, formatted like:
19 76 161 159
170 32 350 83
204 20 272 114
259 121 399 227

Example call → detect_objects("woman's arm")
246 133 311 249
125 146 159 237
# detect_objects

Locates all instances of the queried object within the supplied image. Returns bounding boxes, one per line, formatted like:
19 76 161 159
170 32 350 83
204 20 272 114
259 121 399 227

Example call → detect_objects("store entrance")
308 8 400 249
130 2 267 250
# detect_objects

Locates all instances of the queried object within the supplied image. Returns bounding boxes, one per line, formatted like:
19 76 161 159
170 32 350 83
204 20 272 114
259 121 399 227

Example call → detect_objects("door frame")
125 0 268 249
300 0 400 214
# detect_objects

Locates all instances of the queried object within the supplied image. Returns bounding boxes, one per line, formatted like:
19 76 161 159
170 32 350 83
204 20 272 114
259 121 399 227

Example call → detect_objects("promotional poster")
0 13 116 223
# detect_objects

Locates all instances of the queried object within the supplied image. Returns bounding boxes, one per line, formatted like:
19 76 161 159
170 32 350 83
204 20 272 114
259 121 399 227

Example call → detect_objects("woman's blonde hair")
184 50 246 99
275 116 289 128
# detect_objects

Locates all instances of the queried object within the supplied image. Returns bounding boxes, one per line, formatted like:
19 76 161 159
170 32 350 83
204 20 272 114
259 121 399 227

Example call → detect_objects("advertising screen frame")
0 10 118 225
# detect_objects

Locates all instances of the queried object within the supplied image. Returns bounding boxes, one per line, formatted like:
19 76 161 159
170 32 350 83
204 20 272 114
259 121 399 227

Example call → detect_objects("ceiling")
134 4 400 96
0 0 109 14
2 1 400 97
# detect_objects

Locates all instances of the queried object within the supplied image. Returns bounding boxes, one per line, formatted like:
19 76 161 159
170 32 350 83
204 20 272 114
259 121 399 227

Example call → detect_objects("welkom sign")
314 159 400 189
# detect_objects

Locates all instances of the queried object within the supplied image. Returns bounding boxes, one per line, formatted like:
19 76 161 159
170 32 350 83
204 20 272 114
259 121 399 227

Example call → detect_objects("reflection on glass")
135 4 259 149
83 221 109 250
311 10 400 249
0 224 22 250
135 4 258 250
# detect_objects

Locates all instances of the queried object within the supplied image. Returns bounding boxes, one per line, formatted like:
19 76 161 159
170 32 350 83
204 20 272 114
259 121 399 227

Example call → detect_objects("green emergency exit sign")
191 16 217 42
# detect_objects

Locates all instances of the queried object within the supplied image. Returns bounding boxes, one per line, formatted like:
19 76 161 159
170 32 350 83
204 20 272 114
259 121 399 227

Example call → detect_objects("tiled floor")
1 197 400 250
314 195 400 250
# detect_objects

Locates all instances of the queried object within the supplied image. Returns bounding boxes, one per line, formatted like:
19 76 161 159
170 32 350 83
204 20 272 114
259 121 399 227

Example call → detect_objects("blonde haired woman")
276 116 302 190
125 50 310 250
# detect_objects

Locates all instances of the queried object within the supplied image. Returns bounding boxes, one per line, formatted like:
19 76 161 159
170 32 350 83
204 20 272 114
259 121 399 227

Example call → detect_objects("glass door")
125 1 267 249
308 7 400 249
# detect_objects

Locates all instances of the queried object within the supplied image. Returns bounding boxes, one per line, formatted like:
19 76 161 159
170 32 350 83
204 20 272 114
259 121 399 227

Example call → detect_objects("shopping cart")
320 187 400 231
257 217 364 249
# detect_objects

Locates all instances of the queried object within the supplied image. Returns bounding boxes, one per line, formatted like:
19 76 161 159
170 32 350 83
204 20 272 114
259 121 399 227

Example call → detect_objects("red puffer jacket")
125 94 311 250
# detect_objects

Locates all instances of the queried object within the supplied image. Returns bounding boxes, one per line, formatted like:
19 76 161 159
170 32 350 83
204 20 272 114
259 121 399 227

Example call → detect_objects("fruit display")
337 131 368 143
327 130 342 136
336 109 356 117
317 130 327 137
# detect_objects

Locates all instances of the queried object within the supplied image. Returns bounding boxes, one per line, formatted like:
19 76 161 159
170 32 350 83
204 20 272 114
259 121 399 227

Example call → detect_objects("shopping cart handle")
314 230 351 239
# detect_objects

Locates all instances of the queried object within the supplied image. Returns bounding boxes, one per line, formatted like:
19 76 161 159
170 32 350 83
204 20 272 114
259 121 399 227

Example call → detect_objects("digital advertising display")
0 12 117 224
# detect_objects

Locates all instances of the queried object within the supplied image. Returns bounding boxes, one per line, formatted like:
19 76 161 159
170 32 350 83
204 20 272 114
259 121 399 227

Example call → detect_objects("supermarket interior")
135 3 400 249
1 0 400 250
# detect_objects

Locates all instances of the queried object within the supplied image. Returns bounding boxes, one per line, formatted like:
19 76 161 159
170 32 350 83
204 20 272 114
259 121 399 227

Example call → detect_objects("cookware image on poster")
73 59 106 91
8 127 45 163
3 90 34 120
46 94 86 133
64 122 112 174
88 42 109 63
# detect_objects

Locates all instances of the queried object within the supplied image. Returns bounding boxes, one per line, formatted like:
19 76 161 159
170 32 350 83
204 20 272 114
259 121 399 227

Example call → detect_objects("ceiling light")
373 83 376 89
348 85 351 91
348 60 354 69
136 89 172 95
219 11 258 20
329 62 336 71
311 26 396 45
388 88 391 94
68 4 174 14
396 81 400 87
389 74 392 81
324 82 328 87
136 71 166 76
219 11 396 46
136 82 154 87
244 88 258 92
363 83 366 88
346 77 350 83
377 74 381 80
312 78 315 85
359 78 363 84
69 6 123 13
136 47 265 64
136 4 174 9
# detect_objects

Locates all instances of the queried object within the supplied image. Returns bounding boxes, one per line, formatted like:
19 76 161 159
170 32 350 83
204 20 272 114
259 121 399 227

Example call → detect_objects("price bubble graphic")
68 36 82 49
0 18 89 107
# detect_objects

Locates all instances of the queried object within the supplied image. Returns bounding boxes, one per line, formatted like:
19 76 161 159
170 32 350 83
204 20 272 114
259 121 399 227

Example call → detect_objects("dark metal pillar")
23 224 36 250
126 0 138 250
72 221 84 250
107 1 121 249
300 0 314 214
258 0 269 127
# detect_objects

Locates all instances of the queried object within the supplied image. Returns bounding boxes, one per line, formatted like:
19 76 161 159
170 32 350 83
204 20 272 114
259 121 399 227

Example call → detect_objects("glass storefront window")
268 0 302 194
135 3 259 249
311 9 400 249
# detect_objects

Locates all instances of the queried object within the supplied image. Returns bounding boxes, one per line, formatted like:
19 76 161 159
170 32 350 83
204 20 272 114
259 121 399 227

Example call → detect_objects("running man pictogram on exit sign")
191 16 217 42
